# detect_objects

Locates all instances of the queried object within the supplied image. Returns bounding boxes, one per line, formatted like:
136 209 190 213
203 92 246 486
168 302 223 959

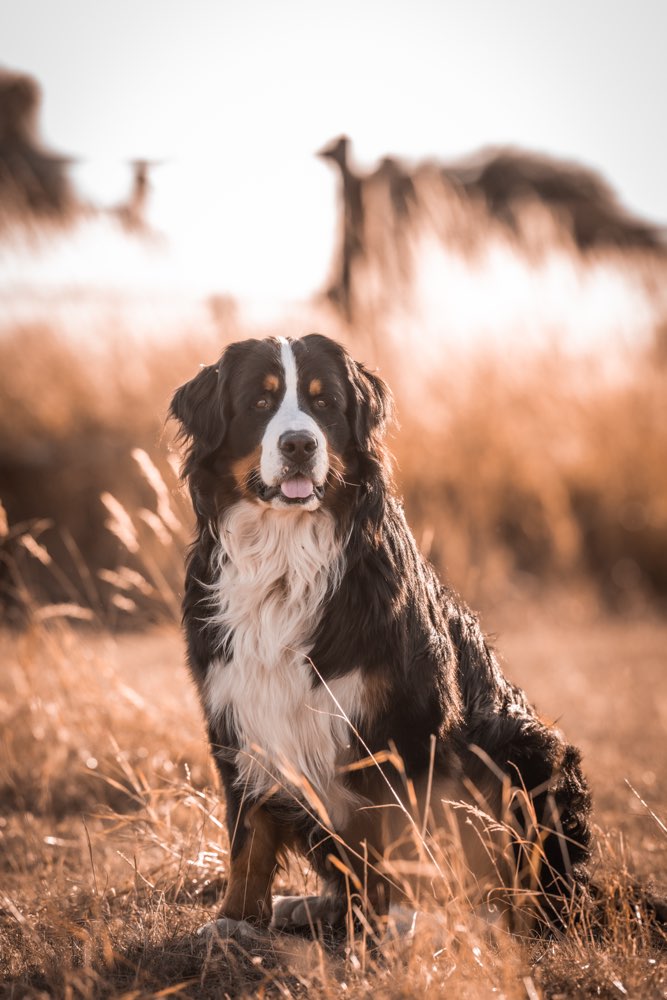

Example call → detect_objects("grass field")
1 604 666 998
2 315 667 619
1 296 667 996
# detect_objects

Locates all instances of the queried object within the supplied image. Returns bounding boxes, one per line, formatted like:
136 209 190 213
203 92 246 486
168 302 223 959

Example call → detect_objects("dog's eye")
254 397 271 410
314 398 328 409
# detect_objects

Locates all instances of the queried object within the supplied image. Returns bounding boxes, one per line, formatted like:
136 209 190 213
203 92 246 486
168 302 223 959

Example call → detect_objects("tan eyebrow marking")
309 378 322 396
263 374 279 392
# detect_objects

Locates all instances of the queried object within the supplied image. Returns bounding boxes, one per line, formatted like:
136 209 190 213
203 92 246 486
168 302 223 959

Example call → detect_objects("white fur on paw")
197 917 264 942
271 894 343 930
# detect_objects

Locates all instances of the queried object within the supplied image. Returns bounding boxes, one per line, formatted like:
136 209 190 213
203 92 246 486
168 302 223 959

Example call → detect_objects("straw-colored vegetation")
1 586 666 996
2 317 667 617
1 317 666 997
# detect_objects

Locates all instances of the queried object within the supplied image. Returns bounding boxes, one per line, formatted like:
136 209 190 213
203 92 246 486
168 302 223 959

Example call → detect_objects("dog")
170 333 592 938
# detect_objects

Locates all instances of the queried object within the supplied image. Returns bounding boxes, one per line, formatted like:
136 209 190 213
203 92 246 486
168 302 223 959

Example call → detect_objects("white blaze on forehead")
278 336 298 409
259 338 328 488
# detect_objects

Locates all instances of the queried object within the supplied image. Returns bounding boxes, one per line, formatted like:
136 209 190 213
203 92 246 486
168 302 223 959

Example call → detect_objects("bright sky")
3 0 667 305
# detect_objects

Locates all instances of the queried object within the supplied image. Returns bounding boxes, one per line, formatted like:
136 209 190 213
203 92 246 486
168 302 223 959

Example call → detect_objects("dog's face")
170 333 391 516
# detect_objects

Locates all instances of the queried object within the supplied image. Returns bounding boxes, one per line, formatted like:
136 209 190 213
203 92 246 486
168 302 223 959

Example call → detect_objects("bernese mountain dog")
170 333 591 938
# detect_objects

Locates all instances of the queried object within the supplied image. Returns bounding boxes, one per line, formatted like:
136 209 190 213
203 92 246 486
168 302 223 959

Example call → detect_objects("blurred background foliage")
1 67 666 624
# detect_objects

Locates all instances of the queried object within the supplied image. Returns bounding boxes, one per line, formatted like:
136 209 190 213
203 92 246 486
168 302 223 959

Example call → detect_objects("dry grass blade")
101 493 140 555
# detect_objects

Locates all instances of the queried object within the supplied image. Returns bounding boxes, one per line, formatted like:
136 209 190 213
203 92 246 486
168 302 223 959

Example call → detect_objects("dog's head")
170 334 392 519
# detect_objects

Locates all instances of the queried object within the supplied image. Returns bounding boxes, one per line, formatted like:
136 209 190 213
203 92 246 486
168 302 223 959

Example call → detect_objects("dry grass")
0 322 208 622
1 605 666 998
1 440 666 996
1 310 666 996
1 316 667 619
386 345 667 612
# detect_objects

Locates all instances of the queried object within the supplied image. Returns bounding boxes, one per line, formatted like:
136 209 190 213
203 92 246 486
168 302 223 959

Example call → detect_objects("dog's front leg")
219 802 281 925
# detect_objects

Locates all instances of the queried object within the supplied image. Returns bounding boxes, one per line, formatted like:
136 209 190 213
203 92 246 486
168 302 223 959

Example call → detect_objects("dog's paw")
271 894 344 930
197 916 265 943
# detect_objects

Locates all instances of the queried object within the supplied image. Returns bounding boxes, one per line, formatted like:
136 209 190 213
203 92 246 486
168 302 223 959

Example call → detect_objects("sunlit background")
2 0 667 613
2 0 666 326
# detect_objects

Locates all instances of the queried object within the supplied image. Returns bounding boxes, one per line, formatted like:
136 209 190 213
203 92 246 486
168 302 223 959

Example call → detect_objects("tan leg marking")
219 807 281 925
337 797 390 918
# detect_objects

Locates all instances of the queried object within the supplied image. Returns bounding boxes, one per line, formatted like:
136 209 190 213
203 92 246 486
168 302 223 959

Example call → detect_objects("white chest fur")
204 501 361 827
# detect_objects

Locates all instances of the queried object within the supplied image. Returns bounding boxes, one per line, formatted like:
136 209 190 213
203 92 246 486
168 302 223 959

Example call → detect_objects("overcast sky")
3 0 666 301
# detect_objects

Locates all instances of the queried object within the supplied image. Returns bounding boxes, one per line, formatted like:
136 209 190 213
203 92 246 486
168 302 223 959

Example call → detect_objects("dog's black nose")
279 430 318 462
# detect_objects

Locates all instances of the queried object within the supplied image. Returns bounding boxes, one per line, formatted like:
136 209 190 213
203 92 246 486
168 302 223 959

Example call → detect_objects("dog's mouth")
256 475 326 506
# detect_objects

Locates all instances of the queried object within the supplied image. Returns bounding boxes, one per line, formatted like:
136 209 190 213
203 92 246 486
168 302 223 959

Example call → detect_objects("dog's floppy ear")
169 359 227 454
346 356 393 453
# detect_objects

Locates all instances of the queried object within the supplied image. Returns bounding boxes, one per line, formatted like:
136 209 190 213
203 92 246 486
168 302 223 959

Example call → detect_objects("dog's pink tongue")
281 476 314 499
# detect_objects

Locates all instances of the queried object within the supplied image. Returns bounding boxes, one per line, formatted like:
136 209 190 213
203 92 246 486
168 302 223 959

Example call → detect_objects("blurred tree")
317 135 365 321
318 136 667 326
111 158 163 237
440 147 666 253
0 68 81 236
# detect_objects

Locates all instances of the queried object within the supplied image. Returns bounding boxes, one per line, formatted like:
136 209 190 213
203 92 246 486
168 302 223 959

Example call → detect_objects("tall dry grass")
391 347 667 611
1 604 666 997
0 323 210 623
1 318 666 995
1 317 666 621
